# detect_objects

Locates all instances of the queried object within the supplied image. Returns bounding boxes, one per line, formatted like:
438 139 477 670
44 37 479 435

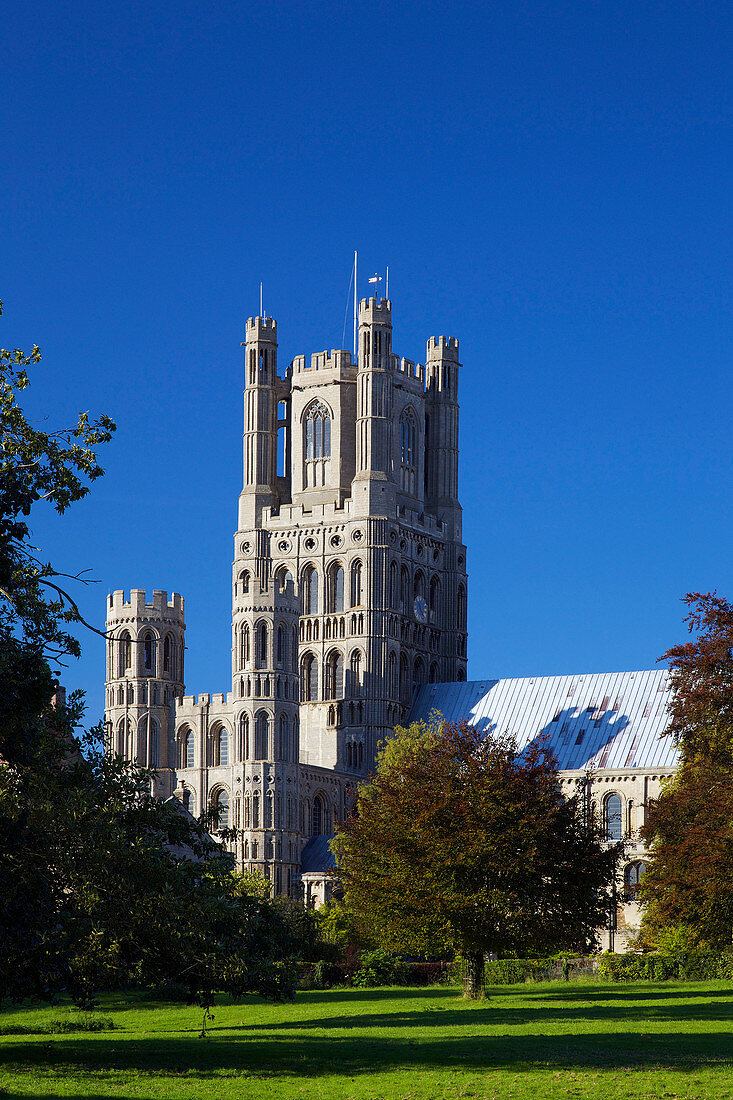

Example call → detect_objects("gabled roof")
409 669 679 771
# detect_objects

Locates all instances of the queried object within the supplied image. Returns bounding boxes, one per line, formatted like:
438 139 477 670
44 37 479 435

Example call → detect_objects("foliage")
0 303 298 1009
316 898 366 955
0 709 300 1007
482 957 596 984
332 719 621 996
641 593 733 948
660 591 733 764
598 951 733 982
352 949 403 988
640 757 733 947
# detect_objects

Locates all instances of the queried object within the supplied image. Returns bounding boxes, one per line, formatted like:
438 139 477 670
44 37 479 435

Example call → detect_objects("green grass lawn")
1 981 733 1099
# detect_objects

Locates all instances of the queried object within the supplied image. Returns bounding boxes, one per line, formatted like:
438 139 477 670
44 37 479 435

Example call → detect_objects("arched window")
390 562 399 609
213 789 229 831
312 794 326 836
163 634 172 674
252 793 260 828
400 409 417 494
213 727 228 767
400 566 409 613
276 623 287 667
183 728 194 768
303 400 332 486
279 714 289 761
413 572 425 601
254 712 268 759
182 788 192 814
327 563 344 613
142 632 156 674
118 631 132 677
302 565 318 615
399 653 409 703
326 650 344 699
239 623 250 670
350 560 363 607
457 584 467 632
275 566 293 592
148 717 159 768
239 570 250 595
265 792 273 828
429 576 441 619
624 860 648 898
300 652 318 701
413 658 425 690
429 661 440 684
349 650 362 696
605 794 623 841
254 621 268 669
388 651 398 698
239 712 249 760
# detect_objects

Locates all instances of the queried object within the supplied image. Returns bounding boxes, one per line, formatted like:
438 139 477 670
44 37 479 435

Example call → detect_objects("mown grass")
1 980 733 1098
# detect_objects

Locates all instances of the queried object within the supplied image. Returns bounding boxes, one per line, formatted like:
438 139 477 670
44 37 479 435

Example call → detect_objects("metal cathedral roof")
409 669 679 771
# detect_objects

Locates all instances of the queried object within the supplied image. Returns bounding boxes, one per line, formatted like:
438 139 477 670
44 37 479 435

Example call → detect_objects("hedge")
482 958 596 984
598 952 733 982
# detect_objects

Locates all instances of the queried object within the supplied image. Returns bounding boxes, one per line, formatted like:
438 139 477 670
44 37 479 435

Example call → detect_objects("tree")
0 708 299 1008
640 592 733 947
332 719 621 996
0 303 299 1008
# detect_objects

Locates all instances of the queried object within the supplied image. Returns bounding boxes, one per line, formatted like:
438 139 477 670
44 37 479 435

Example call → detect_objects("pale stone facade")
104 294 670 943
104 297 467 897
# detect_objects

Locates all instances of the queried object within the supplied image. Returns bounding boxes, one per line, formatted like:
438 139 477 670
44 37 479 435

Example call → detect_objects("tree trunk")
463 951 485 999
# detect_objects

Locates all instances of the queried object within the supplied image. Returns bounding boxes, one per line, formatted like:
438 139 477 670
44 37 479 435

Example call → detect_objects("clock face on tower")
413 595 428 623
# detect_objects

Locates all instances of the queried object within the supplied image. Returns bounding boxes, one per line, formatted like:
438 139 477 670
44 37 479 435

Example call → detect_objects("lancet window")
303 400 331 487
400 409 417 494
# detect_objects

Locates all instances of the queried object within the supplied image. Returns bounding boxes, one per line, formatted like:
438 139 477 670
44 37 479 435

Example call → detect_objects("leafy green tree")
332 719 620 996
0 303 299 1009
1 708 299 1008
640 592 733 948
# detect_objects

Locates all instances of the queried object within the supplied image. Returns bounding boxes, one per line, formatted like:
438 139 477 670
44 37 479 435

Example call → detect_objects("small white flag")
369 274 382 284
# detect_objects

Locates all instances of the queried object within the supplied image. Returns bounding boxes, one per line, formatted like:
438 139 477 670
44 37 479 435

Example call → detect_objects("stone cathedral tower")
105 296 468 899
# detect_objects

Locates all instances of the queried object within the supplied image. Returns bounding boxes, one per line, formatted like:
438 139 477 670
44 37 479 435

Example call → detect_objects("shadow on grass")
1 1030 732 1079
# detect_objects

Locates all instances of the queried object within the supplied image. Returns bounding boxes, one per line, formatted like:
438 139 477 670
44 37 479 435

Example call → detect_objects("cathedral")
104 294 675 949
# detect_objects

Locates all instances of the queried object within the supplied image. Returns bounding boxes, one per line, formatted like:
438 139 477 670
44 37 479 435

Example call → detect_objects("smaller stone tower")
353 297 396 515
239 315 278 530
104 589 185 797
231 575 302 894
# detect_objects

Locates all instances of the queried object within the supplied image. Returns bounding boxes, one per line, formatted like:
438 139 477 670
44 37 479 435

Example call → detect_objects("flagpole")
260 282 263 319
386 266 389 301
353 251 358 361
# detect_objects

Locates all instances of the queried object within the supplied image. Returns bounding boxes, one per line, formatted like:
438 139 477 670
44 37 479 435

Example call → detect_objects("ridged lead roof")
409 669 678 771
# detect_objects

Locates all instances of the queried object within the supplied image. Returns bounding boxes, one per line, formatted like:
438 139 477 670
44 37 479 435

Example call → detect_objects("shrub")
598 952 733 982
352 949 402 988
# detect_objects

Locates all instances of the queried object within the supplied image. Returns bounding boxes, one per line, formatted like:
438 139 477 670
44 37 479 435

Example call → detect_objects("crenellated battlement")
245 316 277 340
426 335 459 360
106 588 185 622
236 577 299 615
358 296 392 324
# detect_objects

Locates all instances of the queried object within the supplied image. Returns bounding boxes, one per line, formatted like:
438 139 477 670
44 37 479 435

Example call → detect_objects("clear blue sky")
3 0 731 725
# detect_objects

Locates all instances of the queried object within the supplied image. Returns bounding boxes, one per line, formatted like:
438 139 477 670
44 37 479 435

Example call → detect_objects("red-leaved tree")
332 719 620 996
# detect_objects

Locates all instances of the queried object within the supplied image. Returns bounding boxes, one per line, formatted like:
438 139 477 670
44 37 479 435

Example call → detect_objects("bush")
598 951 733 982
352 949 403 988
482 957 596 985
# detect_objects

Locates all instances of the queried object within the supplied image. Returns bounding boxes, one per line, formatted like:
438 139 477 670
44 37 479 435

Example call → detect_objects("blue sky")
3 0 731 724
